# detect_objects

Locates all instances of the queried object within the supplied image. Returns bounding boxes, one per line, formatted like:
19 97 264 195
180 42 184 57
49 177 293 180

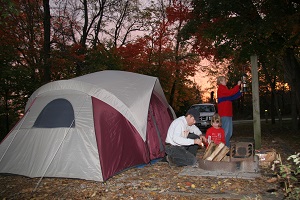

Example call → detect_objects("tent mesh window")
33 98 75 128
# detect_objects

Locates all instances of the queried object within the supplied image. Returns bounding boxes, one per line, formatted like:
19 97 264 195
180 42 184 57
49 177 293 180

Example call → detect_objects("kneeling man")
165 108 206 167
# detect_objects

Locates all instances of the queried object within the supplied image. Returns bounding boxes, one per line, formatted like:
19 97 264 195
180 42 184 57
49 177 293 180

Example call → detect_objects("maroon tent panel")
92 97 149 181
146 93 173 160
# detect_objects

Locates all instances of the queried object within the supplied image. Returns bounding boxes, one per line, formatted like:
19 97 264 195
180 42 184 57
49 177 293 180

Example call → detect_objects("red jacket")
217 84 241 117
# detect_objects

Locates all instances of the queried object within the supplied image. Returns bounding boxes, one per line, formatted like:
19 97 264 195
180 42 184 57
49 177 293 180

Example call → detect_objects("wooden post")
251 55 261 149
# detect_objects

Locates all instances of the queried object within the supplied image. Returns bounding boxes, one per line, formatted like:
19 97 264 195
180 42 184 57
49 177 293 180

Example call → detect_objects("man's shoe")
166 155 176 167
191 162 199 168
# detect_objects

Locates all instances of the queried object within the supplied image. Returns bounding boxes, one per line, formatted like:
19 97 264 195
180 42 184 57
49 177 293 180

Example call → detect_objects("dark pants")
184 133 200 156
165 133 200 167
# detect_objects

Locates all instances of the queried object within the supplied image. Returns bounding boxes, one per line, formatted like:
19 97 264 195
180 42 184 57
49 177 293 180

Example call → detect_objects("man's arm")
171 124 195 146
188 125 202 136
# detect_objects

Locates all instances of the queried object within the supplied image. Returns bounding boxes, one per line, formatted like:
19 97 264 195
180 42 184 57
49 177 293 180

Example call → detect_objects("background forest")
0 0 299 141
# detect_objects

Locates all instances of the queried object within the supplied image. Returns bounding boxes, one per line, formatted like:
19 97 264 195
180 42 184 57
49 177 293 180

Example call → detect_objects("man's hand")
200 135 207 143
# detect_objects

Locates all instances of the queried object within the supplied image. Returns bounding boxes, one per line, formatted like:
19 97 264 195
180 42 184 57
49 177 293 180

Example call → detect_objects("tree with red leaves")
183 0 300 129
117 0 202 114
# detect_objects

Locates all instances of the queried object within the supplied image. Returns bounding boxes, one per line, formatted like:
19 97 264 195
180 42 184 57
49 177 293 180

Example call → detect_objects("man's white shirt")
165 116 202 146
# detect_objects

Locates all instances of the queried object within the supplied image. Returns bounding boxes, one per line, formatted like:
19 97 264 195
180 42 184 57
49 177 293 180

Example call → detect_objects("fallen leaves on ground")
1 123 299 199
0 159 285 199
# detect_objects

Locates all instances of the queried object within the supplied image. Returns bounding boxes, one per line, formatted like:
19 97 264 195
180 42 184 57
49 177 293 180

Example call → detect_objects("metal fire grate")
196 137 259 175
230 138 255 162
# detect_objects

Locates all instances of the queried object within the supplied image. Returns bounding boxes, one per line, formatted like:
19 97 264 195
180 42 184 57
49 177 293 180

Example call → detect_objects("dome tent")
0 70 174 181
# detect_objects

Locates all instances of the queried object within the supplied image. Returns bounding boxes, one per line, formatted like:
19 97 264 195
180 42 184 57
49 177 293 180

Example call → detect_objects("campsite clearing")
1 121 299 199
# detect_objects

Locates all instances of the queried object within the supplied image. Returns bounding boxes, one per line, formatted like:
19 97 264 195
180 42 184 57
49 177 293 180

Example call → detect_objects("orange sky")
194 71 215 102
192 59 217 102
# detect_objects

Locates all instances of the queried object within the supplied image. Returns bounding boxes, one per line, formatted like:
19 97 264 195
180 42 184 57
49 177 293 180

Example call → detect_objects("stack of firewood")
202 142 230 162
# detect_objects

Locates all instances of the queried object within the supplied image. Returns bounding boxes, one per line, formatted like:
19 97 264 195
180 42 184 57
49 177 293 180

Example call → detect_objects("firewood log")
213 145 229 161
203 142 216 160
206 142 225 161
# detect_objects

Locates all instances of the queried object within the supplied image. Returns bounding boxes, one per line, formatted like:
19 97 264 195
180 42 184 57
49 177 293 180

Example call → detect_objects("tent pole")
149 106 164 152
32 125 73 192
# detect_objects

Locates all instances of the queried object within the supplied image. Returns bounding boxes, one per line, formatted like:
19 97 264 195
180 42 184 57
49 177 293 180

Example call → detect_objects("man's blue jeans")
221 116 232 147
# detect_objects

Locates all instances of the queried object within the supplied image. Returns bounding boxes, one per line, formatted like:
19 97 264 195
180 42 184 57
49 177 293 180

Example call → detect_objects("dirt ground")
1 120 300 200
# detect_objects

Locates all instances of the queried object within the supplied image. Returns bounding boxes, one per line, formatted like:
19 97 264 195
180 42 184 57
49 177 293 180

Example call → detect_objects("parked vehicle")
189 103 217 132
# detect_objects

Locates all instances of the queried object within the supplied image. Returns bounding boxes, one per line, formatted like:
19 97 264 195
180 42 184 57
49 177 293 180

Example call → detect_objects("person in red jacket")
217 76 241 147
205 113 225 145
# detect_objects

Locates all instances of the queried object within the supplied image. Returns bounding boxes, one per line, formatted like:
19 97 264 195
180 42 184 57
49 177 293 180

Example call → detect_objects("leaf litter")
1 123 299 199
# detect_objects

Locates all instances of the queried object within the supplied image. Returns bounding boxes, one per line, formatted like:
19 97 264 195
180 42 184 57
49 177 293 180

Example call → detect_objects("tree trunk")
283 48 300 130
271 86 275 124
43 0 51 83
76 0 88 76
291 88 298 130
169 79 177 108
3 89 9 140
260 61 282 125
271 76 282 126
